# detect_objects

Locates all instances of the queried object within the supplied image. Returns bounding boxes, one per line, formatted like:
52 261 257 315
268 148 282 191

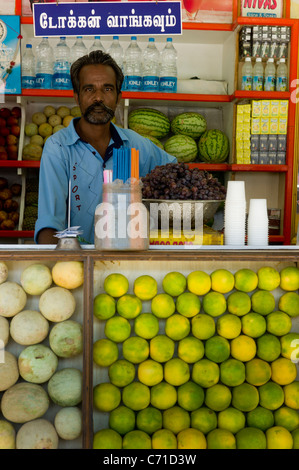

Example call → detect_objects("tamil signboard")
240 0 283 18
33 1 182 37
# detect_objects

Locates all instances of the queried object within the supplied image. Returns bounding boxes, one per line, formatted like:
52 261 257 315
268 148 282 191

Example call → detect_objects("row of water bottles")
111 36 177 93
22 36 105 90
241 57 288 92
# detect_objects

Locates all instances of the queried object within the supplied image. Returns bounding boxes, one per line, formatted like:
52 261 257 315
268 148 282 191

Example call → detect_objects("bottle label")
159 77 177 93
241 75 252 91
264 76 276 91
126 76 142 91
36 73 53 89
143 76 159 92
52 73 72 89
277 76 287 92
21 76 35 89
253 75 263 91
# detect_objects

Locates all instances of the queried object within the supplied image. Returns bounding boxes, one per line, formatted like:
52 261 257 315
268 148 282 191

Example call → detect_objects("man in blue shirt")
35 50 176 244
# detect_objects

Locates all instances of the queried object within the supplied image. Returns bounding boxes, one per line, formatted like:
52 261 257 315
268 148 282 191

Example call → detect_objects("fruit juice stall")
0 247 299 450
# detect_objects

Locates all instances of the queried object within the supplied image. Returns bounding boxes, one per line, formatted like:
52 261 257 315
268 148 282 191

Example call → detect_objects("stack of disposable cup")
224 181 246 246
247 198 269 246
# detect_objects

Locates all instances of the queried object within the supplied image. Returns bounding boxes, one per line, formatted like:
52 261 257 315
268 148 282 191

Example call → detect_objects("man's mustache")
84 101 115 118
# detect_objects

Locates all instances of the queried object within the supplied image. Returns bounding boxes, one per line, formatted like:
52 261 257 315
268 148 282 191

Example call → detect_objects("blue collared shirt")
34 118 176 244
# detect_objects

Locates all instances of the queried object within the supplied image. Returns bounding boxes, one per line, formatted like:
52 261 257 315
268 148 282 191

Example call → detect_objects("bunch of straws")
109 147 139 183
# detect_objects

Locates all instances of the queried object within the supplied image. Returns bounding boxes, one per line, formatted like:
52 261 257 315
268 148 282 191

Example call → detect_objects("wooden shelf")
0 161 40 168
0 231 34 238
234 91 291 100
231 164 288 172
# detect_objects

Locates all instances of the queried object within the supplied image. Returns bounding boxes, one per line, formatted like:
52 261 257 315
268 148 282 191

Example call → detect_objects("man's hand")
37 228 58 245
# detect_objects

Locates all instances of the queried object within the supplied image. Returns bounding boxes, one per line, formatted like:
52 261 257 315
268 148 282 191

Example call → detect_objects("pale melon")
0 420 16 449
54 406 82 440
1 382 49 423
48 368 82 407
20 263 52 295
0 281 27 317
52 261 84 290
0 316 9 347
0 261 8 284
0 351 19 391
39 286 76 322
10 309 49 345
18 344 58 384
16 419 59 449
49 320 83 358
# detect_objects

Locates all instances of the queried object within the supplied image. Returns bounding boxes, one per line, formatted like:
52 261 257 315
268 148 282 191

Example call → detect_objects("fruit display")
0 106 22 161
141 162 226 200
0 177 21 230
128 108 171 139
128 108 229 164
22 177 39 231
0 260 84 449
93 266 299 450
22 105 81 161
198 129 230 163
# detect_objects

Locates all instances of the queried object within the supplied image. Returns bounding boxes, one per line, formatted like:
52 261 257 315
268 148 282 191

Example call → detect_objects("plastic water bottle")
241 57 253 91
276 58 288 91
142 38 160 92
53 37 72 90
21 44 35 89
71 36 88 65
108 36 124 70
264 58 276 92
252 57 264 91
123 36 142 91
159 37 178 93
89 36 105 53
35 37 53 89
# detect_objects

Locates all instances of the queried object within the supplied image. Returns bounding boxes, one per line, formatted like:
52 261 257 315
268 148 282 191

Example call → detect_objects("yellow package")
261 118 270 134
243 131 251 141
243 104 251 115
270 100 280 117
236 130 243 142
252 101 262 117
237 104 244 114
236 121 244 132
279 100 289 117
270 118 279 134
251 118 260 134
278 118 288 134
236 140 244 152
243 149 251 164
243 140 251 150
243 121 251 132
261 100 271 117
236 150 244 164
236 113 244 124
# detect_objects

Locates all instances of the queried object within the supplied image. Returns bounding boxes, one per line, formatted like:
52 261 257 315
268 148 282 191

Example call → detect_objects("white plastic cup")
247 198 269 246
225 181 246 202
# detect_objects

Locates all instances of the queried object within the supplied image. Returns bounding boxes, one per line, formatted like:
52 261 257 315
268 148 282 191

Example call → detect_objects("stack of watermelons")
128 108 229 164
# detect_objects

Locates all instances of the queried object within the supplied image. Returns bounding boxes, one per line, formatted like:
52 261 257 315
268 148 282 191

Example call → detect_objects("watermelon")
128 108 170 139
198 129 229 163
139 133 164 150
164 134 198 163
171 112 207 139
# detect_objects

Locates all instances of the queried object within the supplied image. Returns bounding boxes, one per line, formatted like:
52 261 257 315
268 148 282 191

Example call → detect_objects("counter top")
1 244 299 262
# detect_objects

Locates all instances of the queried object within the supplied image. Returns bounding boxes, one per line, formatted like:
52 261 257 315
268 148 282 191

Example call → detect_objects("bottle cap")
26 44 32 48
113 36 119 40
95 36 101 39
131 36 137 40
149 38 155 42
167 38 172 42
60 37 66 40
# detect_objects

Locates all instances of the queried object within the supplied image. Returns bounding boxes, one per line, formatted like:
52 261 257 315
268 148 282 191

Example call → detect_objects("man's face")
75 64 121 125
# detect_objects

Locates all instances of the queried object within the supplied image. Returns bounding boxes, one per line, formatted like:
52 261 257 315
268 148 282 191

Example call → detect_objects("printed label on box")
261 118 270 134
269 135 278 151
